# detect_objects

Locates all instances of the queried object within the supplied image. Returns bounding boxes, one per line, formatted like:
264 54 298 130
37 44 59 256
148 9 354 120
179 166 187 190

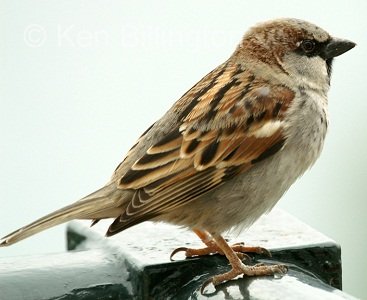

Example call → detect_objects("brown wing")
107 62 294 235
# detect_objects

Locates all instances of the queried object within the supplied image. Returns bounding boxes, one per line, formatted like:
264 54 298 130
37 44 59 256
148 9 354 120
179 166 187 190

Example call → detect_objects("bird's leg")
201 233 287 293
190 229 227 256
170 229 270 261
170 229 220 260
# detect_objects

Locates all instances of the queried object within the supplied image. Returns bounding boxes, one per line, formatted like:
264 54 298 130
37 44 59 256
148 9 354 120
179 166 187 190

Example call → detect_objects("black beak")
321 38 356 59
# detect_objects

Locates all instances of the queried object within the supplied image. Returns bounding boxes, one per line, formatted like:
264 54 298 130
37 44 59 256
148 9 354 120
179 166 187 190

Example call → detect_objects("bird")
0 18 355 291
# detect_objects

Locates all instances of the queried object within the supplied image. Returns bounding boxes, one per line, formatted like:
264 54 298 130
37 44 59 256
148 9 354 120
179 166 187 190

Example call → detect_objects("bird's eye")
301 40 316 53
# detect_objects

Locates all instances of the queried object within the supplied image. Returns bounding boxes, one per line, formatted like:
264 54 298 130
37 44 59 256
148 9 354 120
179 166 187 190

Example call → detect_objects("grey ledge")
0 208 357 300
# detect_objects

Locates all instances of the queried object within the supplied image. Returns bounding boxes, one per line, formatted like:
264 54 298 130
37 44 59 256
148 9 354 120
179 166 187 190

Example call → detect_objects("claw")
259 247 272 257
200 277 214 294
275 264 288 274
235 252 252 262
170 247 188 261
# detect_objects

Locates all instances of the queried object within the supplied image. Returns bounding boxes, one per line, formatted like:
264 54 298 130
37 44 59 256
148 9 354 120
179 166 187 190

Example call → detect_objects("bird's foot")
170 242 271 261
201 262 287 293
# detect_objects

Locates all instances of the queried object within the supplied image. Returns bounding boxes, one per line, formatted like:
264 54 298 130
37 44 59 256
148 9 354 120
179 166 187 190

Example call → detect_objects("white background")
1 1 366 298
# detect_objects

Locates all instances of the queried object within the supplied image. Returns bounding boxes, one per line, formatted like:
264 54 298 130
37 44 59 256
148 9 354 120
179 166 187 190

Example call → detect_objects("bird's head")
235 18 355 89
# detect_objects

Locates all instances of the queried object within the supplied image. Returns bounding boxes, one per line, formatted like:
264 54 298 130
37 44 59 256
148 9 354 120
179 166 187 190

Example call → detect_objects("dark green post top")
0 209 357 299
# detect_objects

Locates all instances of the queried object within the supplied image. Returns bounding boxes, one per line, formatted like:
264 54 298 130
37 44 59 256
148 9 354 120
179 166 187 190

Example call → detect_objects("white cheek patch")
251 121 283 138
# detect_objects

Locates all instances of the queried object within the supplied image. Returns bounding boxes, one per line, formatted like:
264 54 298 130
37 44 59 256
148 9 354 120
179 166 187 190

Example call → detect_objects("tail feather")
0 184 123 247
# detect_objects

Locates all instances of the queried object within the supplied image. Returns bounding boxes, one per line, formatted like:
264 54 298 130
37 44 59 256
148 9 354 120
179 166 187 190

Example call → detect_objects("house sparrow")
1 18 355 291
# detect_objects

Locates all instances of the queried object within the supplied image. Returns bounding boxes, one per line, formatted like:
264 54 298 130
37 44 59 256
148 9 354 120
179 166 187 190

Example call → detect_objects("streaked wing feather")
108 62 294 235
